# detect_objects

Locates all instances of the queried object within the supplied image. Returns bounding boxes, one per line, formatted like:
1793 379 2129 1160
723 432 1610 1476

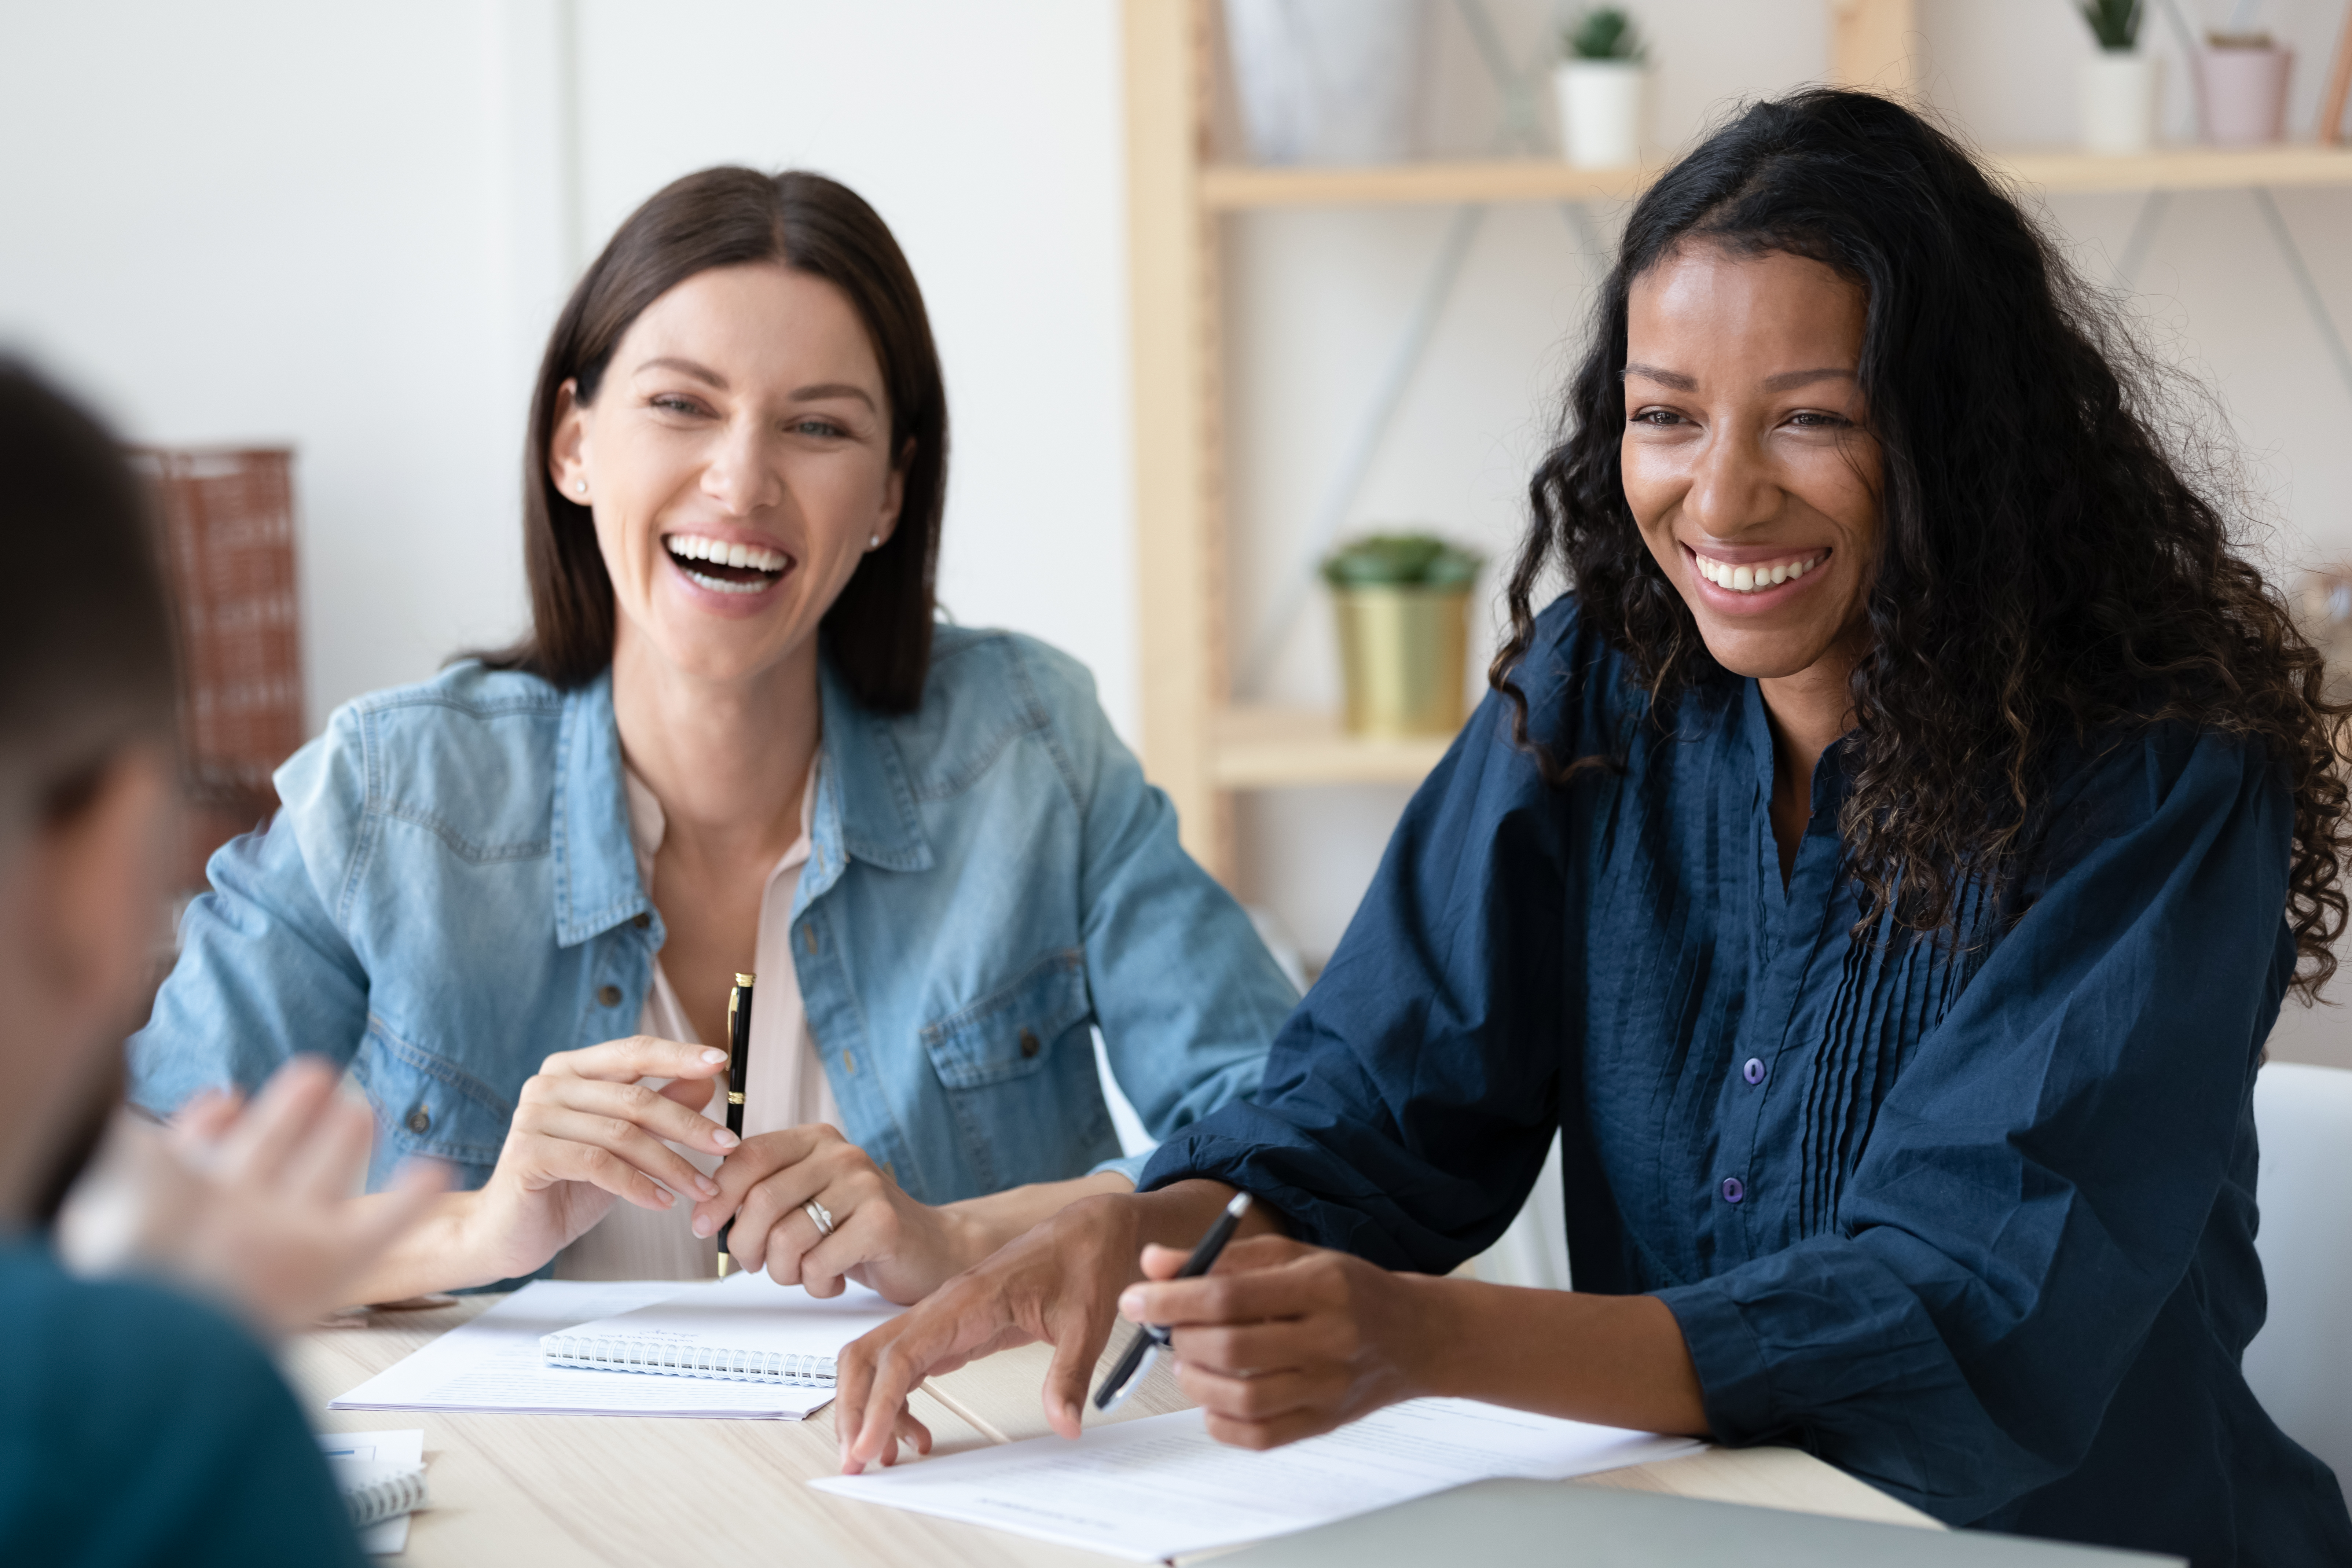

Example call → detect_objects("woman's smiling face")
1620 243 1881 683
548 262 904 686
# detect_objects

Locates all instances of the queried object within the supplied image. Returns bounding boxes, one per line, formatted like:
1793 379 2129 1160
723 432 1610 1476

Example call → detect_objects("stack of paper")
330 1277 895 1420
810 1398 1702 1561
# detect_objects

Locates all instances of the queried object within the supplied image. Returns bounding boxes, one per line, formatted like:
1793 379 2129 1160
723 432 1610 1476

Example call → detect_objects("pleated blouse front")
1139 598 2352 1565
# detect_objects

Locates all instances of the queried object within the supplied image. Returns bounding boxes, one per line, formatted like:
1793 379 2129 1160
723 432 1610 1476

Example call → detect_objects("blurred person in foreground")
829 90 2352 1566
0 363 441 1564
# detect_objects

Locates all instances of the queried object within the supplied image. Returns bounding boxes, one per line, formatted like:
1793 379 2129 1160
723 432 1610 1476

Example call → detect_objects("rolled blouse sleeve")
1138 687 1579 1268
1655 730 2293 1519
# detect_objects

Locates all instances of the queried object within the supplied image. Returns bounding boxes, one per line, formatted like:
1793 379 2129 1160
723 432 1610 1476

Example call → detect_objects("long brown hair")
1494 89 2351 997
480 167 948 712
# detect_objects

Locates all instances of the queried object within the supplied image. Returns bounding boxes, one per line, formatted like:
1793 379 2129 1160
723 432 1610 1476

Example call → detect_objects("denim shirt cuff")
1654 1279 1778 1446
1090 1150 1154 1187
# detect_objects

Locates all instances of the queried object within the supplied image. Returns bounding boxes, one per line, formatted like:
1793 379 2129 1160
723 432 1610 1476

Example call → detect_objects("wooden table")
290 1297 1939 1565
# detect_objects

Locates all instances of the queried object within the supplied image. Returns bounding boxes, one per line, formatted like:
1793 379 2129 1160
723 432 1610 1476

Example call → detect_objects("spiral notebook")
539 1267 898 1385
317 1429 427 1554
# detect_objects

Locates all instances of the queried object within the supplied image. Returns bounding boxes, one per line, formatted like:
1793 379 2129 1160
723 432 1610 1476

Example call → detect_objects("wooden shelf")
1199 144 2352 211
1201 159 1649 209
1211 706 1452 789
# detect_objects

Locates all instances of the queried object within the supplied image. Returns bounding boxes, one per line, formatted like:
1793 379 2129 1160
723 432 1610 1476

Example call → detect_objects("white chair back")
2244 1060 2352 1497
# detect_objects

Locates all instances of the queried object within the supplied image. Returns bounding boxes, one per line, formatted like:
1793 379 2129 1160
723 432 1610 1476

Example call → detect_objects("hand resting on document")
831 1179 1283 1473
830 1183 1712 1475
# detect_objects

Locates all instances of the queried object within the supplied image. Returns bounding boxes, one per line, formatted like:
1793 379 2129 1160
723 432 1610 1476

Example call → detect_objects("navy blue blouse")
1140 600 2352 1567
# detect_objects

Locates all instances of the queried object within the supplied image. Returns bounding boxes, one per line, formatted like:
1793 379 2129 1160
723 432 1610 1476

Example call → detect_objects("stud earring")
572 478 587 496
867 533 882 550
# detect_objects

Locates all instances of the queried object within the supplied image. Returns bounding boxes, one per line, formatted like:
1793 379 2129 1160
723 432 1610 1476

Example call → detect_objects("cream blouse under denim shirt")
127 627 1298 1204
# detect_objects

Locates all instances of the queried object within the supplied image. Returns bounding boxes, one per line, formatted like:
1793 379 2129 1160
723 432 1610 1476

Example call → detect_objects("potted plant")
2198 27 2294 145
1553 8 1647 170
2077 1 2158 154
1321 533 1482 738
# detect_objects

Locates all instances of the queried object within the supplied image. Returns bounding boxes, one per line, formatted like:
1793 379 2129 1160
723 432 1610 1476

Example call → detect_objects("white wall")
0 0 1134 741
0 1 522 731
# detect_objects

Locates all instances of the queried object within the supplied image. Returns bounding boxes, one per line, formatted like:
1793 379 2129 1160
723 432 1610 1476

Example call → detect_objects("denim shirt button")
406 1106 431 1135
1742 1057 1765 1086
597 984 623 1007
632 912 651 931
1721 1176 1745 1204
1019 1028 1041 1059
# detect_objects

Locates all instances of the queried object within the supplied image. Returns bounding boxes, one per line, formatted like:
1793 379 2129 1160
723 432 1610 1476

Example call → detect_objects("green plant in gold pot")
1321 532 1482 738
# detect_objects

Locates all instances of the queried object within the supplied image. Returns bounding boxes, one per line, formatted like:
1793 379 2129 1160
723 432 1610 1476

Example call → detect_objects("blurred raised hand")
58 1056 446 1336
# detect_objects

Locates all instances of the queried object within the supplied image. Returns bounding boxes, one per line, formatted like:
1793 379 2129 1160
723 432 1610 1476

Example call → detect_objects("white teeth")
1692 552 1825 594
678 566 768 595
663 533 787 573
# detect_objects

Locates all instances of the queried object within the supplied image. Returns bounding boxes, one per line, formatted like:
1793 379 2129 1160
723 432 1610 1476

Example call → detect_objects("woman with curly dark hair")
829 90 2352 1563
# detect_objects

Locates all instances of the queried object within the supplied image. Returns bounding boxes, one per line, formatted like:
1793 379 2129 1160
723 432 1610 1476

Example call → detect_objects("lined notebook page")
540 1268 900 1384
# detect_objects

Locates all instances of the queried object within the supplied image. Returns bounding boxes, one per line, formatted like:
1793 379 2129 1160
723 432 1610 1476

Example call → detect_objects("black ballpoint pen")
715 972 754 1279
1093 1191 1254 1412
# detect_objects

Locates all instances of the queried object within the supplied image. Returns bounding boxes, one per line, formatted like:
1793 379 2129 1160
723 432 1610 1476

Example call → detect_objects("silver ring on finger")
804 1198 836 1237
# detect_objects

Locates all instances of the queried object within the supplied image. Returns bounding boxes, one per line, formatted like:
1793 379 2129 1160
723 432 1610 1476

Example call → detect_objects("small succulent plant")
1322 533 1484 590
1563 7 1643 63
2078 0 2140 50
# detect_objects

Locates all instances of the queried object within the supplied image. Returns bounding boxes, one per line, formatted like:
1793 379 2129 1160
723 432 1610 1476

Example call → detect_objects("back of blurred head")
0 362 179 1227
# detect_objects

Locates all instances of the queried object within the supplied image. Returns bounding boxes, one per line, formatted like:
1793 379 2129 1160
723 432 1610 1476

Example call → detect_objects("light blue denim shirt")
128 627 1297 1200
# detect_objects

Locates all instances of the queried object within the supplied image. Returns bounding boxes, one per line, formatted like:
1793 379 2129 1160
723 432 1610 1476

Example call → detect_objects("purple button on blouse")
1721 1176 1745 1204
1742 1057 1765 1085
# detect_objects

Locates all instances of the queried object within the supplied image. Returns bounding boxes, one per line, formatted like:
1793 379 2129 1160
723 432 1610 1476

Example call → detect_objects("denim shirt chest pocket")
352 1014 516 1191
917 950 1114 1189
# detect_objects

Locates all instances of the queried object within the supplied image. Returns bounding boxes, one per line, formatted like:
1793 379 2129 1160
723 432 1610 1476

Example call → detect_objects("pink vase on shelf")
2197 42 2293 145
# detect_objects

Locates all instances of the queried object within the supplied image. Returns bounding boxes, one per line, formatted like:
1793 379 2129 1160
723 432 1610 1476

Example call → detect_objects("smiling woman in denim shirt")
127 167 1298 1306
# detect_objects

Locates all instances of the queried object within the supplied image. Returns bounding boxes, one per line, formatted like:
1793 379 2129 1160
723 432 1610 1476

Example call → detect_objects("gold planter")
1332 585 1470 738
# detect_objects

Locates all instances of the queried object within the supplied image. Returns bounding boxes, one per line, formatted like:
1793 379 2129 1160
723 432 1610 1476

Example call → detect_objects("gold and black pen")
715 971 754 1278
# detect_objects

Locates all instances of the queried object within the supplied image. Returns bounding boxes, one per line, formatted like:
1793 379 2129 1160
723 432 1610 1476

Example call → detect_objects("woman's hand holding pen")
459 1035 741 1282
1125 1235 1437 1450
688 1124 973 1304
1130 1240 1711 1450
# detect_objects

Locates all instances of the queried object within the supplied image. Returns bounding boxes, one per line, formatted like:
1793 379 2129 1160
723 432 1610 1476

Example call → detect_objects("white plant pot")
2078 51 2158 155
2197 45 2293 145
1224 0 1425 166
1553 60 1645 169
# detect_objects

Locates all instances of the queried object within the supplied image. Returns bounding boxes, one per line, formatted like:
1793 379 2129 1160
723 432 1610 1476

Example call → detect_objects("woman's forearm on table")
939 1171 1137 1265
340 1190 497 1303
1409 1276 1711 1437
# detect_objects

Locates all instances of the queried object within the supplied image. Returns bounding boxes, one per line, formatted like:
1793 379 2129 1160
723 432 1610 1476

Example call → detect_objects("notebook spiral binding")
540 1331 839 1385
343 1466 429 1531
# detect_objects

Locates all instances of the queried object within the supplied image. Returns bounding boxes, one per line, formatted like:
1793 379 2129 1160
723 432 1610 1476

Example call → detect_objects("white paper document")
329 1277 880 1420
316 1428 425 1555
808 1397 1703 1561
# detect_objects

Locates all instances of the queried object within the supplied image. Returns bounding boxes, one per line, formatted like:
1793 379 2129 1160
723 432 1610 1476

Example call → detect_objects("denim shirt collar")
550 660 934 948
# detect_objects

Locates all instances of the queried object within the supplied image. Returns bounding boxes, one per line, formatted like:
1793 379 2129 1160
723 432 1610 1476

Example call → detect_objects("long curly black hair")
1491 88 2351 997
